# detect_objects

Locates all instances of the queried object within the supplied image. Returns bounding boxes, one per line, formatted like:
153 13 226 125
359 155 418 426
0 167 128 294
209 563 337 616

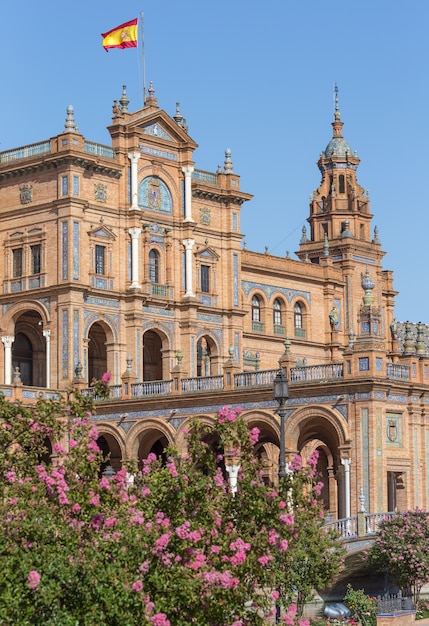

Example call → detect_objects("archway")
88 323 107 384
285 406 350 519
97 433 123 474
196 335 219 376
12 310 45 386
143 330 163 381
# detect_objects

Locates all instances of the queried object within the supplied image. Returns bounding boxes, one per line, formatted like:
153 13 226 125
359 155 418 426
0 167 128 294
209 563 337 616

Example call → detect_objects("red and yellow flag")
101 18 138 51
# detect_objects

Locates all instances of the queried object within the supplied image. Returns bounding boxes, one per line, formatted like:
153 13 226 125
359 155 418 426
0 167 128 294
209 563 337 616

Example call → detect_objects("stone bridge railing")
325 511 397 542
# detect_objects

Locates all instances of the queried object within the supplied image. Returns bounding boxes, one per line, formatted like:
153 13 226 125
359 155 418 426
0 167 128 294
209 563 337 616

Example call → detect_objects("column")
128 227 142 289
182 166 194 222
2 336 14 385
43 329 51 389
128 152 141 210
341 457 351 520
183 239 195 297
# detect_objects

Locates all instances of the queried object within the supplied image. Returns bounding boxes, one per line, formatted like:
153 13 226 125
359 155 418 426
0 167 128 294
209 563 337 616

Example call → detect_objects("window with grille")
201 265 210 293
31 245 41 274
273 298 282 326
252 295 261 322
149 249 159 283
13 248 23 278
95 245 105 275
294 302 303 329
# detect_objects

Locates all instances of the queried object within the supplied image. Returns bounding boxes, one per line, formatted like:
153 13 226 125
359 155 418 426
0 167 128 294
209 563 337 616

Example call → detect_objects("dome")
324 136 352 158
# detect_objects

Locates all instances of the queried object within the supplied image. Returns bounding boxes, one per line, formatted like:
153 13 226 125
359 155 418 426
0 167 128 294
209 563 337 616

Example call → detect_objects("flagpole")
141 11 146 105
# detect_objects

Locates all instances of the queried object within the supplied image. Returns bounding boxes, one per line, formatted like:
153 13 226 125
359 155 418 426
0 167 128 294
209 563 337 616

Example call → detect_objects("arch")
88 322 108 383
272 296 286 328
284 404 351 517
196 334 220 377
293 301 304 329
83 314 118 343
11 310 46 386
251 294 262 322
143 329 164 381
127 419 175 466
96 424 126 474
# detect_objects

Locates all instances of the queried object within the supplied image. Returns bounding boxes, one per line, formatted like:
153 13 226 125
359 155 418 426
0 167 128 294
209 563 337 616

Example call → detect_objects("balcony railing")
0 140 51 164
181 375 224 393
131 380 172 397
290 362 344 382
83 141 116 159
234 369 278 388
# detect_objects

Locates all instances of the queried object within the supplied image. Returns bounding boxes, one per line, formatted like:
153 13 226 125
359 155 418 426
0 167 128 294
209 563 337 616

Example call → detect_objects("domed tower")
297 86 396 339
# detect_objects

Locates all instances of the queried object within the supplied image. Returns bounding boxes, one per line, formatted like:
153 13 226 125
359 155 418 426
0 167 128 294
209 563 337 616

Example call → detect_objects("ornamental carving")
200 207 211 225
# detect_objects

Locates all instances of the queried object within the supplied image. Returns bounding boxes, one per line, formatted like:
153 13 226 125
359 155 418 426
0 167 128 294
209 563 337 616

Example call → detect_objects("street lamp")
273 369 289 479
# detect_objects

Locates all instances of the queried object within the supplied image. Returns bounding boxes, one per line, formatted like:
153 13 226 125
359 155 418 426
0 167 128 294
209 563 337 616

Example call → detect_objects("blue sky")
1 0 428 323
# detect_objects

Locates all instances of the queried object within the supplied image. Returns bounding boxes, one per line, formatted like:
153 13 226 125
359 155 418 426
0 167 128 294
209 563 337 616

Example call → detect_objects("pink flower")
27 570 41 590
249 427 260 445
289 454 302 471
101 371 112 384
90 494 100 506
132 579 143 592
99 476 111 490
151 613 170 626
258 555 272 566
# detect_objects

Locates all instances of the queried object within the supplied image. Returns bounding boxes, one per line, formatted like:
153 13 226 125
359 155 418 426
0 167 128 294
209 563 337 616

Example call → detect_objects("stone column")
182 166 194 222
128 152 141 210
43 329 51 389
182 239 195 297
2 336 14 385
128 227 142 289
341 457 351 521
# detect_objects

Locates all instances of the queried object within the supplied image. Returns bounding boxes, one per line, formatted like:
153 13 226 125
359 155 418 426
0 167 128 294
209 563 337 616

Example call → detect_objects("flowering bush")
366 509 429 606
0 396 343 625
344 585 377 626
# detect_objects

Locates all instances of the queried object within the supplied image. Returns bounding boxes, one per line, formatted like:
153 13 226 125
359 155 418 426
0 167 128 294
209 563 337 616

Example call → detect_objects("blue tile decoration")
142 123 174 141
233 253 239 307
138 176 173 213
62 222 68 280
84 295 120 308
139 145 177 162
62 309 69 379
359 357 369 371
73 222 79 280
73 310 79 374
242 281 311 304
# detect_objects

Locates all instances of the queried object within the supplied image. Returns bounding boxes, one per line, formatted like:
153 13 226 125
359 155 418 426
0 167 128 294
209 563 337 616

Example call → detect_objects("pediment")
88 225 116 240
196 246 219 261
130 109 197 148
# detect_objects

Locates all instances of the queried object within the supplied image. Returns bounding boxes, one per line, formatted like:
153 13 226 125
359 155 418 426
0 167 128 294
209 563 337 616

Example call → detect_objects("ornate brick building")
0 84 427 521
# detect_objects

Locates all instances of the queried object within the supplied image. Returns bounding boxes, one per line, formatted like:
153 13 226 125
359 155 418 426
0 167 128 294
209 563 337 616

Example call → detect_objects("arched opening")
252 295 261 322
12 310 46 386
97 433 123 475
143 330 163 381
136 428 170 467
88 323 107 384
196 335 218 376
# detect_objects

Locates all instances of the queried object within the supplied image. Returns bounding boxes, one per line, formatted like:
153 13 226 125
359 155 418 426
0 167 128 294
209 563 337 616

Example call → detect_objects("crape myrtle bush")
0 388 343 626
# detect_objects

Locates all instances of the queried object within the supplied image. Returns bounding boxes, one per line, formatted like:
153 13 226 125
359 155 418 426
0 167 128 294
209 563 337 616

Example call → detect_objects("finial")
64 105 78 133
300 225 308 244
334 83 341 120
224 148 233 174
173 102 188 132
119 85 129 112
217 164 222 173
148 81 155 98
372 226 381 245
323 233 329 256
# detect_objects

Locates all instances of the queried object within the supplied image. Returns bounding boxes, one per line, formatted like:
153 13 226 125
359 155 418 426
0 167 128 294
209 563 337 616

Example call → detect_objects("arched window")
294 302 303 329
273 298 282 326
149 249 159 283
252 295 261 322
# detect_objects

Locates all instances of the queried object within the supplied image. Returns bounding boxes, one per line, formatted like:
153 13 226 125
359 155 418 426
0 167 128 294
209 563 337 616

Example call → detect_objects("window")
201 265 210 293
149 249 159 283
62 175 69 195
252 295 261 322
339 174 345 194
95 245 105 275
13 248 23 278
294 303 302 329
273 299 282 326
31 245 41 274
73 175 79 196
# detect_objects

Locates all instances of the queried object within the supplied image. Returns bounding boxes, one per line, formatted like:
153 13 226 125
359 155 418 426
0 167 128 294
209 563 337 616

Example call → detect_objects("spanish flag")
101 18 138 51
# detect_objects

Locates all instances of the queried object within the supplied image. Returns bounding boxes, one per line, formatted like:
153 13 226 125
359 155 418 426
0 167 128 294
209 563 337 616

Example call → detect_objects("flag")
101 18 138 51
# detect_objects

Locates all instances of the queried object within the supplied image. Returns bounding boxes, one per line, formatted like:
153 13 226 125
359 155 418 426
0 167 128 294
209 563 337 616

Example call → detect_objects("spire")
334 83 341 121
332 83 344 140
173 102 188 133
64 105 78 133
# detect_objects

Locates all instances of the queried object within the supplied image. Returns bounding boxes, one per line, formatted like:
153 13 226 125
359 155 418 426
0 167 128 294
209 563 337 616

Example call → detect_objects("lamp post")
273 369 289 479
